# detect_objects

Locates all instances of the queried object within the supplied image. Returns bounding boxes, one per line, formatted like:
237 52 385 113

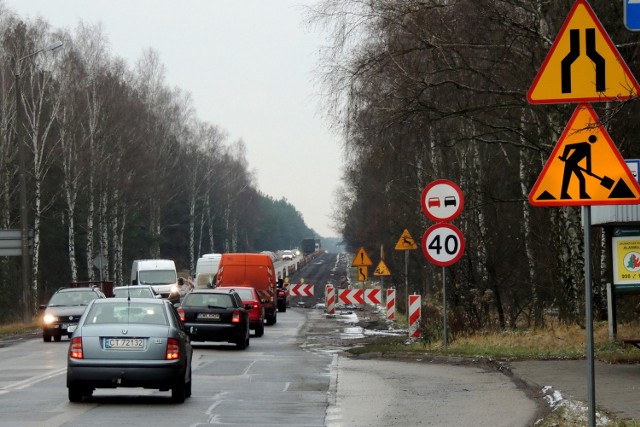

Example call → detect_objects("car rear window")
48 291 97 306
113 288 154 298
233 289 254 300
183 293 234 308
86 302 167 325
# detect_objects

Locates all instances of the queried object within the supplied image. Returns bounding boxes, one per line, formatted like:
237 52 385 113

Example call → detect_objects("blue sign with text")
625 0 640 31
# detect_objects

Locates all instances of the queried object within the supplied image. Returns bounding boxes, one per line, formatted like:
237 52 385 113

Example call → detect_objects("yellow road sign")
357 266 368 282
352 247 373 266
529 104 640 206
527 0 640 104
373 260 391 276
395 229 418 250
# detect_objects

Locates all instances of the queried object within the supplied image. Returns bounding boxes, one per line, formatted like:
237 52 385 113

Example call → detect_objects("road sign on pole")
624 0 640 31
421 224 465 267
421 180 464 222
352 247 373 267
528 0 640 104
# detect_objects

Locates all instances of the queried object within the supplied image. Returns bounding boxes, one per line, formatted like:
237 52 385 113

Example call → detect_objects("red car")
227 286 265 337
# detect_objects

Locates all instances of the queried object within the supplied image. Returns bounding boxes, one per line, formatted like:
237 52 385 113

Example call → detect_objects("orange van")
215 253 278 325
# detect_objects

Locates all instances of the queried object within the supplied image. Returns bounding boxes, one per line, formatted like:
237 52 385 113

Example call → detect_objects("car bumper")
43 322 77 337
67 359 186 389
184 322 245 342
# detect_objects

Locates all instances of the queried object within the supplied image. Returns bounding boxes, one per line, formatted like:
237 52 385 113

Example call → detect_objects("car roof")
113 285 153 289
92 297 165 304
57 287 101 293
189 289 237 295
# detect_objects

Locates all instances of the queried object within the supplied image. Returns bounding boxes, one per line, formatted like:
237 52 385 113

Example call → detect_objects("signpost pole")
404 250 409 322
442 266 448 349
583 206 595 427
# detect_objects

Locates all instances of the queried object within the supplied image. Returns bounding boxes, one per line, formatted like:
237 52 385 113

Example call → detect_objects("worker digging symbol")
558 134 606 199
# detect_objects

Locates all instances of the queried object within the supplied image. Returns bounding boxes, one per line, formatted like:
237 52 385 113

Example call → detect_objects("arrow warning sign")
529 104 640 206
527 0 640 104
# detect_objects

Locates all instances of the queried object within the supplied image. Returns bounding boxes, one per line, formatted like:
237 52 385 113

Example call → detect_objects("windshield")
113 288 155 298
48 291 97 306
86 302 167 325
183 293 234 308
138 270 176 285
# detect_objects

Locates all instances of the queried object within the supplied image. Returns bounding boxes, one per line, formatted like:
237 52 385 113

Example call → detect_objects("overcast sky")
4 0 342 238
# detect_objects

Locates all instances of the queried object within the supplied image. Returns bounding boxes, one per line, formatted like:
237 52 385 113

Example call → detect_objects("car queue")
37 251 299 403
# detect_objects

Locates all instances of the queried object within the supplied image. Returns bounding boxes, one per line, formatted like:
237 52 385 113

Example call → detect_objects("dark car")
40 287 106 342
66 298 193 403
227 286 265 337
177 289 251 349
112 285 160 299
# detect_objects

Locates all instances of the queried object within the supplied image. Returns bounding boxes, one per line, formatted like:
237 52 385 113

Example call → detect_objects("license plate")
104 338 144 349
197 313 220 320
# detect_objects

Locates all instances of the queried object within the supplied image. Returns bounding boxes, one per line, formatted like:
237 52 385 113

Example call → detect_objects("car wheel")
68 385 85 403
254 323 264 337
54 335 62 342
42 334 51 342
185 367 192 398
171 381 186 403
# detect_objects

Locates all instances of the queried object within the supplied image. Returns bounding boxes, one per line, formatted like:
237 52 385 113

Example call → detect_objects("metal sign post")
583 206 596 427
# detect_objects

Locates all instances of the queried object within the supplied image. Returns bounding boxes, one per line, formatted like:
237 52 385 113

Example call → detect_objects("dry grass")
0 321 39 337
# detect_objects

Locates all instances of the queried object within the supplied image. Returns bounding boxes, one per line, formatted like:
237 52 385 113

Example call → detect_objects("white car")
281 250 294 260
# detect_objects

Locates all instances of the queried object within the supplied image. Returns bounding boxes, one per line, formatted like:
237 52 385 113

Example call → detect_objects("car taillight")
252 303 260 309
70 337 83 359
278 290 284 296
166 338 180 360
177 308 185 322
232 310 241 323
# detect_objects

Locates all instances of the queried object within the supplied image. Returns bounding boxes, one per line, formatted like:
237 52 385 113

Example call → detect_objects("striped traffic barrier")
290 284 314 296
364 288 381 305
408 294 421 338
386 289 396 320
338 289 364 305
325 284 335 315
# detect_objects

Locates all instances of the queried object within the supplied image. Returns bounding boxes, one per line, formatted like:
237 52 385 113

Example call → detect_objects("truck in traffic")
215 253 278 325
194 253 221 289
131 259 180 303
300 238 318 255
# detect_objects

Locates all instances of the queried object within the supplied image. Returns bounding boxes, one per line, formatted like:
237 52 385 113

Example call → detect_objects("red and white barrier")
408 294 421 338
386 289 396 320
325 284 335 315
364 288 381 305
338 289 364 305
290 284 314 297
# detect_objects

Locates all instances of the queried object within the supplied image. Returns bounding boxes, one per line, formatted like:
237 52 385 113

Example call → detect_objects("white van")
131 259 179 302
194 253 222 289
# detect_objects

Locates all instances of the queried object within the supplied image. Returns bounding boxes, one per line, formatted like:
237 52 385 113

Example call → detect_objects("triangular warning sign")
352 247 373 266
528 0 640 104
373 260 391 276
395 229 418 250
529 104 640 206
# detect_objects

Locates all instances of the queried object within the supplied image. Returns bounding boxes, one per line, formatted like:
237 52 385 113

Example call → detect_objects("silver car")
66 298 193 403
112 285 161 299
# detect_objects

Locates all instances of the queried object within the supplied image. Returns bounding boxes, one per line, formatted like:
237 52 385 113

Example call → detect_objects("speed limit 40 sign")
421 223 465 267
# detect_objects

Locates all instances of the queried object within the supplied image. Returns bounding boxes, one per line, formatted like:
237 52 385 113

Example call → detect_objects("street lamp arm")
17 41 63 64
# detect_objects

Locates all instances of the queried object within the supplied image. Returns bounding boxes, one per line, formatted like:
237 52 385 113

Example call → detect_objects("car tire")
54 335 62 342
42 334 51 342
254 323 264 337
185 367 192 398
68 385 85 403
171 381 186 403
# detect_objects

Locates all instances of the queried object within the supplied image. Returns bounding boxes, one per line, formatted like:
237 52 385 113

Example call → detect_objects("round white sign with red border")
422 223 465 267
421 179 464 222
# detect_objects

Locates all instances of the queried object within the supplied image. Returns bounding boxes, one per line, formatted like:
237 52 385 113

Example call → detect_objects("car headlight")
43 314 58 324
171 285 179 294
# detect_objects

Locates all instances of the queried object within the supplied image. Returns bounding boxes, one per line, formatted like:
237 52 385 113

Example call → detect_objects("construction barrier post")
386 288 396 320
408 293 421 338
325 284 335 315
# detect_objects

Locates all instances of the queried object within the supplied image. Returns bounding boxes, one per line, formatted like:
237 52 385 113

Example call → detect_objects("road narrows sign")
421 224 465 267
529 104 640 206
527 0 640 104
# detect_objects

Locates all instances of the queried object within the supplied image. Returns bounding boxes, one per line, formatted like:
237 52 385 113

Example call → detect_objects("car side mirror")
132 279 138 286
